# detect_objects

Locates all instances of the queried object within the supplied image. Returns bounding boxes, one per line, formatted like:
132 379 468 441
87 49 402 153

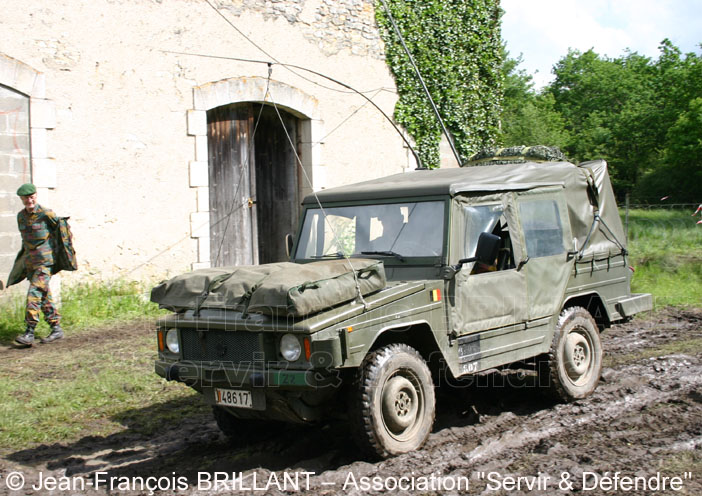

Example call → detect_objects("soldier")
14 183 64 346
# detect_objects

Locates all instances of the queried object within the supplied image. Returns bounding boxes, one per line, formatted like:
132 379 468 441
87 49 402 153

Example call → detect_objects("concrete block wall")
0 54 56 294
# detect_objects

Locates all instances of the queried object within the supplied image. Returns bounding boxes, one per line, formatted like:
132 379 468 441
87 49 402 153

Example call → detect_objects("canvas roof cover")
304 160 627 260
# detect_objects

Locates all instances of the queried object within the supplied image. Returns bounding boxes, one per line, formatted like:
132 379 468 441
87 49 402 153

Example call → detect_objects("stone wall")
0 0 410 285
0 53 56 299
220 0 385 57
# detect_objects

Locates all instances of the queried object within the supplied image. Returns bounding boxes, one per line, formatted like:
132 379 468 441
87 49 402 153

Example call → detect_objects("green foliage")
376 0 503 167
501 39 702 202
547 41 702 200
500 52 570 148
0 280 167 343
548 48 661 192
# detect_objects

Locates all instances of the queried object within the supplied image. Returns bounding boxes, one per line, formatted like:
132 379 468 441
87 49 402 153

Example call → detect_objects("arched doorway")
207 103 300 266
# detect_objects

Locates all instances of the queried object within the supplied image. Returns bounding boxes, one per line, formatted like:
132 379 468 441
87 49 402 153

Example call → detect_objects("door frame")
187 77 322 270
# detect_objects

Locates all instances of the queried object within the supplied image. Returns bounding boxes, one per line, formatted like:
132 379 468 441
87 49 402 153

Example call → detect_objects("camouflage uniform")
18 205 61 328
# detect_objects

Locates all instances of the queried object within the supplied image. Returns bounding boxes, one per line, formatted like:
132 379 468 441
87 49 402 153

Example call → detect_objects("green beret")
16 183 36 196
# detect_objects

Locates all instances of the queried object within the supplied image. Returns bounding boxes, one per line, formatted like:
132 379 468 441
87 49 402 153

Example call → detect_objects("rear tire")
541 306 603 402
350 344 435 459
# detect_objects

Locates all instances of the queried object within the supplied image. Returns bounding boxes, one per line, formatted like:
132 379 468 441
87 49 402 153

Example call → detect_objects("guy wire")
264 79 369 310
379 0 462 167
163 48 421 168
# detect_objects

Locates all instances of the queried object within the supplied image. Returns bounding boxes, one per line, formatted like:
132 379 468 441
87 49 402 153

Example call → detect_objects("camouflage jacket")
6 206 77 287
18 205 57 268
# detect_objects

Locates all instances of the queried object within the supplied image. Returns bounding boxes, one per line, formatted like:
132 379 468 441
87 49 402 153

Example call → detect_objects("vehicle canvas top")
304 160 626 261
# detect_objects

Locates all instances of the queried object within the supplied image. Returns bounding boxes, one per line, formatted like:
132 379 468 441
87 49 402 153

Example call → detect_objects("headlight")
280 333 301 361
165 329 180 353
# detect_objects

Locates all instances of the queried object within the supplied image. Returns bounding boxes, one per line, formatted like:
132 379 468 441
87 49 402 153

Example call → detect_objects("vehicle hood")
151 259 386 317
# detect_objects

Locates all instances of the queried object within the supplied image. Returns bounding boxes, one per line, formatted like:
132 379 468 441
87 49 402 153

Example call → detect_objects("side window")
520 199 565 258
463 204 516 273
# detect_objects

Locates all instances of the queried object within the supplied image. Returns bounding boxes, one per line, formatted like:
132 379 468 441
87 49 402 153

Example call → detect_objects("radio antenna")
379 0 462 167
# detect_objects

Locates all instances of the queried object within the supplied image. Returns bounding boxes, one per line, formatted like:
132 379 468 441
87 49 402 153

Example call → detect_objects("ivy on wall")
375 0 503 167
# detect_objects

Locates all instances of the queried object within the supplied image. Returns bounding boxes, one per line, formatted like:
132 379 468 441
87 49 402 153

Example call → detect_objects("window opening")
462 204 516 274
520 199 565 258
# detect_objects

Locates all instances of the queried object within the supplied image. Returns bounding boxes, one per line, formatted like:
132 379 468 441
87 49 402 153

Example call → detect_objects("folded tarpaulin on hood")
247 259 385 316
150 258 386 317
150 262 292 312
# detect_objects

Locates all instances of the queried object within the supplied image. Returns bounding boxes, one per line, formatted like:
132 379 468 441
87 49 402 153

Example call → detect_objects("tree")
499 52 569 149
548 49 660 193
664 97 702 199
637 97 702 203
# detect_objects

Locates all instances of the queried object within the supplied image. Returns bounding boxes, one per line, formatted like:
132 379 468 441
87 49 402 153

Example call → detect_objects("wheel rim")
564 328 592 385
381 371 423 439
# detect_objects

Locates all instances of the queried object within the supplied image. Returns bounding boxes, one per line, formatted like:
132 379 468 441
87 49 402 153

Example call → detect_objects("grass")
624 208 702 308
0 326 207 450
0 280 199 451
0 280 168 343
659 451 702 480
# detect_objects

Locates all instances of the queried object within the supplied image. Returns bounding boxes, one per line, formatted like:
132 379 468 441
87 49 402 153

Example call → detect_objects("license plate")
215 388 253 409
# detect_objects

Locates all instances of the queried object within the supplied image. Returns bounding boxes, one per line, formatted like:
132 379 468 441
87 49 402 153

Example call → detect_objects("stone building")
1 0 425 295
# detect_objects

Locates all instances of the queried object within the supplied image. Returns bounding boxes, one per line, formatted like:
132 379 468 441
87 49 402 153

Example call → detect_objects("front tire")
351 344 435 459
541 306 603 402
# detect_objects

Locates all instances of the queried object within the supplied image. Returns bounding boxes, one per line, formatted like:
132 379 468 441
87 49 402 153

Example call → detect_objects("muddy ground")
1 309 700 495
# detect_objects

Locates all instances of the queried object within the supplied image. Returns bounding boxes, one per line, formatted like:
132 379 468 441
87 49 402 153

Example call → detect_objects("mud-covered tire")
350 344 435 459
541 306 603 402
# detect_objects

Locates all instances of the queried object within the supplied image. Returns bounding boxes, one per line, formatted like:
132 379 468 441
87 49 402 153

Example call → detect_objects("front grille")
180 329 262 362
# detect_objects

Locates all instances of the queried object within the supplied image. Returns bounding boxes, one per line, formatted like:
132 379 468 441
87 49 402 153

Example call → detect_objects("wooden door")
207 103 300 267
207 104 256 266
253 104 299 264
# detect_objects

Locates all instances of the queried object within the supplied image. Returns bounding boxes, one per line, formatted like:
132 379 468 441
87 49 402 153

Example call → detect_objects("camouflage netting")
463 146 567 166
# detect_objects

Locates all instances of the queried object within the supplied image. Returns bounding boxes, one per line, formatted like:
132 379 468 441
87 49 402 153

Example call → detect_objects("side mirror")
452 232 501 272
285 233 295 258
471 232 501 266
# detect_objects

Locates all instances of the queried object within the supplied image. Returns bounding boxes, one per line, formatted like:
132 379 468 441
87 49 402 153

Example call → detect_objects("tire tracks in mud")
1 311 700 495
303 353 702 495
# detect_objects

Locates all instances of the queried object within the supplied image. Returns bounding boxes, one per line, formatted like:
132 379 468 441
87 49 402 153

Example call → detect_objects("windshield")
295 201 445 259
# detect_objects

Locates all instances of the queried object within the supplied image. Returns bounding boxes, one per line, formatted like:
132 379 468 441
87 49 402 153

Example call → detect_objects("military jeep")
152 159 651 458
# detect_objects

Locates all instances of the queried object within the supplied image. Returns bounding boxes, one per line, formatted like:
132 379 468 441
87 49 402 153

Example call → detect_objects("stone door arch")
207 102 300 266
187 77 323 269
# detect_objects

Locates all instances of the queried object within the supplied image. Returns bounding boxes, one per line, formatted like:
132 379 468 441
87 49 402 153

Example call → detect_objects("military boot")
15 326 35 346
41 325 64 344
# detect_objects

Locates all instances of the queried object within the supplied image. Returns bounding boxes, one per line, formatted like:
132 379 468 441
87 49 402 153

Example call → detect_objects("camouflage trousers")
25 266 60 328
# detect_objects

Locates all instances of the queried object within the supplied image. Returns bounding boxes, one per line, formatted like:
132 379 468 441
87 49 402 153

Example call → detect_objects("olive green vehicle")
152 159 651 459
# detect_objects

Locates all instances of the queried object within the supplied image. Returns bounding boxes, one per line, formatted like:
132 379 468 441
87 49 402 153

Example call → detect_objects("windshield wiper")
361 251 405 262
311 252 345 259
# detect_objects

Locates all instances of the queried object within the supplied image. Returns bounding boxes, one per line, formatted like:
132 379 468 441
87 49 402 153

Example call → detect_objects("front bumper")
156 359 342 423
155 359 338 390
